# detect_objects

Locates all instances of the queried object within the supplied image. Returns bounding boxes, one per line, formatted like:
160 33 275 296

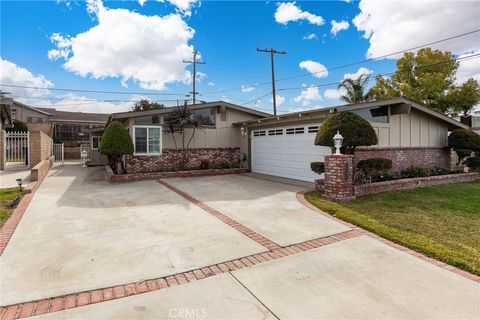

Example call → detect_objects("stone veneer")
354 147 452 171
126 148 241 174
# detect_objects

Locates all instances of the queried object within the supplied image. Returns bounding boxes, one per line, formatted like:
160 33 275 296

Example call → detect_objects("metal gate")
52 143 64 165
4 131 29 170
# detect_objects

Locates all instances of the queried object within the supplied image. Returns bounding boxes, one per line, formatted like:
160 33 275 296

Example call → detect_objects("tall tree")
338 74 372 104
132 99 165 111
370 48 480 114
447 78 480 116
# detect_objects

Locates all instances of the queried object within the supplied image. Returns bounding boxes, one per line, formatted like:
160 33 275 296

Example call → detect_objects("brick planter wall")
126 148 241 174
354 147 452 171
354 172 479 197
105 164 249 183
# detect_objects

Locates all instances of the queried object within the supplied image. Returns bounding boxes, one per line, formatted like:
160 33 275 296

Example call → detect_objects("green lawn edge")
0 187 23 228
304 191 480 276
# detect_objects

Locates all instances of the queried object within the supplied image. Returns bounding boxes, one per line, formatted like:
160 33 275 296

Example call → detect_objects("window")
308 126 319 133
27 117 43 123
353 106 389 123
91 136 101 150
286 127 305 135
133 116 160 125
134 126 162 154
268 129 283 136
192 108 215 125
253 130 266 137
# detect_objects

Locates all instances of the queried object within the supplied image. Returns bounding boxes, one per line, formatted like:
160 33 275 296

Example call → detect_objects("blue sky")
1 0 479 114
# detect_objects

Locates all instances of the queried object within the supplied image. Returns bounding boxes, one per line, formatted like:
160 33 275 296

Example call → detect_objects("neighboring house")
8 101 109 159
0 96 14 170
91 98 467 182
471 110 480 135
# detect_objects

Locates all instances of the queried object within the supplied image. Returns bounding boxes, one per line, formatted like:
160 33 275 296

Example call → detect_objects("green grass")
305 180 480 276
0 187 23 228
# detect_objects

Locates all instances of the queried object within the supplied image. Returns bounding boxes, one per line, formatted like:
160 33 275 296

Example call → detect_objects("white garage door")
251 124 332 182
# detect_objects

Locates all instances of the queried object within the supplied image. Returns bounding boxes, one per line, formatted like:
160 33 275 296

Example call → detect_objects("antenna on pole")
257 48 286 116
183 49 206 105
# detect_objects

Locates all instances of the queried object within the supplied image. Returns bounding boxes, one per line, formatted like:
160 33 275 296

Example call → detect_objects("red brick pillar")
324 154 355 201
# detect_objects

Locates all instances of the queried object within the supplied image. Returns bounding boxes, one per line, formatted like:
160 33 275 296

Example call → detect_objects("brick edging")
0 193 33 256
296 191 480 283
0 229 362 319
157 179 281 250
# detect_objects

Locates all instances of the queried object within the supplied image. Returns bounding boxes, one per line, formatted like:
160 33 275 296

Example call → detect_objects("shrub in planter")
465 157 480 171
310 162 325 174
356 158 392 183
400 166 430 178
377 171 398 181
314 111 378 154
430 167 452 176
99 121 134 174
199 159 210 170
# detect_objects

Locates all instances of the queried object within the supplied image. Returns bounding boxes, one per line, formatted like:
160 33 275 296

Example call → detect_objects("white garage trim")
251 124 331 182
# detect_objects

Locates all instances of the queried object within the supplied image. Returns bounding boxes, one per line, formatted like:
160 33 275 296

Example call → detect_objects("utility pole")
183 49 206 105
257 48 286 116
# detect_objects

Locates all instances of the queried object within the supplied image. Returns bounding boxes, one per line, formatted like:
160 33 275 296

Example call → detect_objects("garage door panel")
251 125 329 182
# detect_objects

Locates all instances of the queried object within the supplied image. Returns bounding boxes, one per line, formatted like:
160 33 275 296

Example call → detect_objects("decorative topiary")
310 162 325 174
448 129 480 169
6 120 28 132
314 111 378 154
99 121 134 174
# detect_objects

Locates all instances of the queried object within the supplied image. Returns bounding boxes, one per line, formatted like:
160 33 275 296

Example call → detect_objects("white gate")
52 143 64 165
4 131 30 170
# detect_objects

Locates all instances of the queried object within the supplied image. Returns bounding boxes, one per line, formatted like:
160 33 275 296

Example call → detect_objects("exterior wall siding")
126 148 241 174
354 147 451 171
29 131 52 168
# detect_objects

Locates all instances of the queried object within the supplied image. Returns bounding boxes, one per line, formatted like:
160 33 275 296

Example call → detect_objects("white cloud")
241 85 255 93
353 0 480 59
330 20 349 36
274 2 324 26
324 88 343 100
138 0 147 6
287 105 321 113
299 60 328 78
343 0 352 3
271 95 285 106
343 67 373 80
208 82 215 86
293 86 322 106
0 58 54 97
303 33 317 40
456 50 480 84
48 0 195 91
137 0 198 14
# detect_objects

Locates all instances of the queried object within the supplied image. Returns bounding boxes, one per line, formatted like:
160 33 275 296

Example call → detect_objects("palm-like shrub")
99 121 134 174
338 74 372 104
314 111 378 154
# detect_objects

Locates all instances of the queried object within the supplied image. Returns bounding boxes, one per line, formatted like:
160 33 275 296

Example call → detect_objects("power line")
202 28 480 95
257 48 287 116
9 96 180 102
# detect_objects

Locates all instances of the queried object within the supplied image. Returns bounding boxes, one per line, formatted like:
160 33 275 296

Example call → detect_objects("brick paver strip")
2 185 479 319
0 193 33 255
157 179 281 250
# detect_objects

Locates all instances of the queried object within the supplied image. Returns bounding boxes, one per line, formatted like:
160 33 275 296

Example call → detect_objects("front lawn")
0 187 23 228
305 180 480 276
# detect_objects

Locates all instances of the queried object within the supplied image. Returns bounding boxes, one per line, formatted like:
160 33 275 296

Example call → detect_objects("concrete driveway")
1 165 479 319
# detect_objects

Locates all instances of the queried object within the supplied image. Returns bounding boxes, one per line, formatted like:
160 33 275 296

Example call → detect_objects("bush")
217 161 231 169
6 120 28 132
377 171 398 181
99 121 134 174
448 129 480 166
355 158 392 183
401 166 430 178
310 162 325 174
199 159 210 170
314 111 378 154
465 157 480 171
430 167 452 176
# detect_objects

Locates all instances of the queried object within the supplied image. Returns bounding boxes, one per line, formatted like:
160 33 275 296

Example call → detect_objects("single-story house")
91 97 468 182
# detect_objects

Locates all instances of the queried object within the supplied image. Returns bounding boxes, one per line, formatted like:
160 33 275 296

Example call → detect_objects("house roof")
110 101 270 121
35 107 109 124
235 97 468 130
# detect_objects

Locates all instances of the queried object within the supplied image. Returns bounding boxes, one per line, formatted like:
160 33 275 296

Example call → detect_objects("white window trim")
133 125 163 155
91 136 101 150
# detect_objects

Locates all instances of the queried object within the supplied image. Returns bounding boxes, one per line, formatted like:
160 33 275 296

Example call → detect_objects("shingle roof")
35 107 109 124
